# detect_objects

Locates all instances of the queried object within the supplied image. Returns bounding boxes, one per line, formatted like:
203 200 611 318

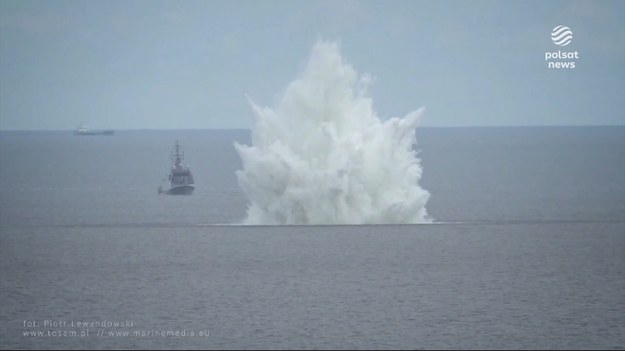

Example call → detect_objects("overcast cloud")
0 0 623 130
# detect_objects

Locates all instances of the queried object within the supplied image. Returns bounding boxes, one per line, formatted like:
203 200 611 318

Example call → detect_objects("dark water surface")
1 127 624 349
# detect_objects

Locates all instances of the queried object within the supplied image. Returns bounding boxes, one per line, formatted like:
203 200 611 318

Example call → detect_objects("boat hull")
165 185 195 195
75 130 115 136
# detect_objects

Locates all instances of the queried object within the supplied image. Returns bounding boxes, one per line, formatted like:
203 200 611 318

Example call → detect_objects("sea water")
0 126 624 349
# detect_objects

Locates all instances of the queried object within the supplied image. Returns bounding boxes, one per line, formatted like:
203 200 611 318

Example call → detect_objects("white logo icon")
551 25 573 46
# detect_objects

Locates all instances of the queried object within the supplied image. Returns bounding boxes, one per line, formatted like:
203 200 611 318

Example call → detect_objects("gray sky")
1 0 623 130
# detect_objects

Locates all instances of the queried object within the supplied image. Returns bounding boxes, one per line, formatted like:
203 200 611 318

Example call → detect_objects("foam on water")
235 41 431 224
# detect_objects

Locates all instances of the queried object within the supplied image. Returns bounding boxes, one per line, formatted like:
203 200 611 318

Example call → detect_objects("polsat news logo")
545 25 578 69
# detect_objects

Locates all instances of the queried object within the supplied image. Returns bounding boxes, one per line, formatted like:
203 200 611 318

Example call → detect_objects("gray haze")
1 0 624 130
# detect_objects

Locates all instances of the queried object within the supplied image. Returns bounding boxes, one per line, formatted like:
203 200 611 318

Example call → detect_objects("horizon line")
1 124 624 132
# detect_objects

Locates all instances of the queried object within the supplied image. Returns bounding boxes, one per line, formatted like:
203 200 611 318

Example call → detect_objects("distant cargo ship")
74 125 115 136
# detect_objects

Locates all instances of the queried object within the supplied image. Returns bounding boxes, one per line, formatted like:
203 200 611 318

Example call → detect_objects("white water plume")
235 41 431 225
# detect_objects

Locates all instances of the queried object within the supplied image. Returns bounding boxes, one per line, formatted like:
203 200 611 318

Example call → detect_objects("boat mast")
172 140 184 168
